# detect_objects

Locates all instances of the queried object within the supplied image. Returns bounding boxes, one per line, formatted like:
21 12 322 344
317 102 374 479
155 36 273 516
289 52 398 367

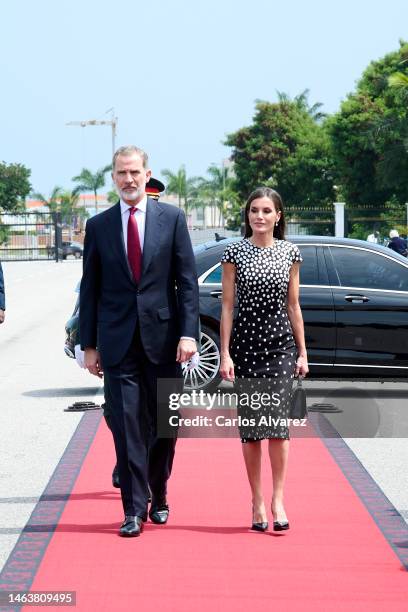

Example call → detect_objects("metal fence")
5 204 405 262
345 205 408 242
285 206 335 236
0 212 84 262
236 206 336 238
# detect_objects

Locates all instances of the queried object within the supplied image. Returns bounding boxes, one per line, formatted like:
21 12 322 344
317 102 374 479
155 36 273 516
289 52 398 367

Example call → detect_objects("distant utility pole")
66 108 118 159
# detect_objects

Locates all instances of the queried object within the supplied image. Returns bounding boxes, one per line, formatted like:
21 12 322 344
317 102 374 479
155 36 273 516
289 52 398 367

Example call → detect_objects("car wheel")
182 324 222 392
74 252 81 259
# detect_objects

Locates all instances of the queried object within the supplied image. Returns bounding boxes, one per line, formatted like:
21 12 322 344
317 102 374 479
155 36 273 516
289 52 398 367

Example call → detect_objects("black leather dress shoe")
119 515 144 537
112 464 120 488
149 501 169 524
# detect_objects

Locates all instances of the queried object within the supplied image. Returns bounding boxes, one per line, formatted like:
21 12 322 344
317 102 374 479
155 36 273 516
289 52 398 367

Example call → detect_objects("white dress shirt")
119 196 196 346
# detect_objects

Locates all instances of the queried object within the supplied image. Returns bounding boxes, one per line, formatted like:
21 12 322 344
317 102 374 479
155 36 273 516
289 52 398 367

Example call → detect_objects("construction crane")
66 109 118 158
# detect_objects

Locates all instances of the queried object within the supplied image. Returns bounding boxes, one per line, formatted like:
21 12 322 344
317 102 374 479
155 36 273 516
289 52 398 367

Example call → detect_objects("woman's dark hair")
244 187 286 240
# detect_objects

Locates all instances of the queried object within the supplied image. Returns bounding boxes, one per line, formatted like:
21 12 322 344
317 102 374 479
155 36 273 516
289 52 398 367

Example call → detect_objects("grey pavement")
301 379 408 524
0 259 407 572
0 260 102 568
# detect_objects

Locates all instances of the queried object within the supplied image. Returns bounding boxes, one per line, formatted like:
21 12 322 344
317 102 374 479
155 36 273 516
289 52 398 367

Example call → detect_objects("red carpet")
26 422 408 611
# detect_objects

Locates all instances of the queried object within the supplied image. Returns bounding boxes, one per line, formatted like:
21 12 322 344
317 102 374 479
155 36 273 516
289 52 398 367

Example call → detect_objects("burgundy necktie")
127 206 142 283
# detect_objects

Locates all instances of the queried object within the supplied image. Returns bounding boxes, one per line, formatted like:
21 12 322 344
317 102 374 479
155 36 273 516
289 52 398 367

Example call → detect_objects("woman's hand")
220 354 235 381
295 354 309 378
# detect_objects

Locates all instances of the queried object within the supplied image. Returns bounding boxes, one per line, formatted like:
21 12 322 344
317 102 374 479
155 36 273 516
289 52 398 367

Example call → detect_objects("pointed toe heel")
251 521 269 532
273 521 289 531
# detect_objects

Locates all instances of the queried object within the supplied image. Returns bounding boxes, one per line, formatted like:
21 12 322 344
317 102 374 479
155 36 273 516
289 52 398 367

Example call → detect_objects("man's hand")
84 348 103 378
0 310 4 324
176 339 197 363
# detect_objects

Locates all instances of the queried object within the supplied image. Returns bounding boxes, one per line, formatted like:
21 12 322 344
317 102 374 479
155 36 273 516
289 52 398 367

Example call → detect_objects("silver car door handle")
210 290 223 299
344 294 369 303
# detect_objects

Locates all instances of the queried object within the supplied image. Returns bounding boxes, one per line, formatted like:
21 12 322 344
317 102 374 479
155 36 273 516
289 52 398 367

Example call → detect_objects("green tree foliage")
0 225 10 245
161 165 200 217
72 165 111 213
0 162 32 212
327 41 408 205
107 189 119 204
225 92 335 206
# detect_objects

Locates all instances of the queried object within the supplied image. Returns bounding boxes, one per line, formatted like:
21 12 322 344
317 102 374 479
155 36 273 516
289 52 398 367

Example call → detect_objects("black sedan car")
65 236 408 391
185 236 408 391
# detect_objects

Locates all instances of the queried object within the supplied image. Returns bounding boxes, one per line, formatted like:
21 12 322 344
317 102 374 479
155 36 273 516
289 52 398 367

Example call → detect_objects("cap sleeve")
221 243 237 265
290 244 303 264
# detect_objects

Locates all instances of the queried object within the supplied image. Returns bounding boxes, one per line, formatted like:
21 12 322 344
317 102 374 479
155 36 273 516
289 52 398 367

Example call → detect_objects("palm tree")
107 189 119 204
32 186 63 212
58 191 88 233
198 164 237 228
389 72 408 88
388 42 408 89
276 89 326 121
72 165 111 214
32 188 88 237
161 165 200 219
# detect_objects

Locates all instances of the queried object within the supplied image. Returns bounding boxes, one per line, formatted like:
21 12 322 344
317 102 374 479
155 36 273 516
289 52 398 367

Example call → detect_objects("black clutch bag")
290 377 307 419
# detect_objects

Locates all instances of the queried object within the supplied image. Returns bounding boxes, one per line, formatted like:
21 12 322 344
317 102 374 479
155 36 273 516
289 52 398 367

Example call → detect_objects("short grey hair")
389 229 399 238
112 145 149 170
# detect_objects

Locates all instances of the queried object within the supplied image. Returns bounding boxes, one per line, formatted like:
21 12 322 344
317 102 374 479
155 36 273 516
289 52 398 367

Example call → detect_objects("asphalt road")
0 259 407 570
0 260 102 568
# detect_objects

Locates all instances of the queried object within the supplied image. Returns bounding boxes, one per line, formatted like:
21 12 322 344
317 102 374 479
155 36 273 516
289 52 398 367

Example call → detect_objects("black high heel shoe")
273 520 289 531
252 520 269 532
272 504 289 531
251 505 268 532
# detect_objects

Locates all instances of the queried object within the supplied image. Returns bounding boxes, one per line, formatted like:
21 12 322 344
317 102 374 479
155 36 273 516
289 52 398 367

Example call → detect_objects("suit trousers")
103 325 182 517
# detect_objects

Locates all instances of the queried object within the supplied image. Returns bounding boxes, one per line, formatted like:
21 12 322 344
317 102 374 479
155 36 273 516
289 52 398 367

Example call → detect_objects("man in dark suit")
0 261 5 324
80 145 199 537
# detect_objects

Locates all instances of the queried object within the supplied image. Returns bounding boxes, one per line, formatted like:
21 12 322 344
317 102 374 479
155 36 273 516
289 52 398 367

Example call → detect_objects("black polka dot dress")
221 238 303 441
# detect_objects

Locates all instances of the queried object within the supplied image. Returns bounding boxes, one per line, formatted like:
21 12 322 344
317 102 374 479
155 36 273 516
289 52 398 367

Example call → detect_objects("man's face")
112 153 152 205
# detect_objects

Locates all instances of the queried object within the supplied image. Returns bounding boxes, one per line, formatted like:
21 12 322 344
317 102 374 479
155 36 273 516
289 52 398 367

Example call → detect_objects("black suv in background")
187 236 408 391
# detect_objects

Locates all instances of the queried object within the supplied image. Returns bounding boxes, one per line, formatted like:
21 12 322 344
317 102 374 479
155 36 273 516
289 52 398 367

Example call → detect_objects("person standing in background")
367 230 380 244
388 229 407 256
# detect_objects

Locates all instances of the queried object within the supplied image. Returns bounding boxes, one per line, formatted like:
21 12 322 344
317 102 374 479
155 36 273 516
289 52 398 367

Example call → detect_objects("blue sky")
1 0 408 195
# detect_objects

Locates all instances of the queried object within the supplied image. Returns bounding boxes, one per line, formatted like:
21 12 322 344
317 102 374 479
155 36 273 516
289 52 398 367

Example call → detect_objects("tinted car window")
330 247 408 291
203 264 222 284
297 245 319 285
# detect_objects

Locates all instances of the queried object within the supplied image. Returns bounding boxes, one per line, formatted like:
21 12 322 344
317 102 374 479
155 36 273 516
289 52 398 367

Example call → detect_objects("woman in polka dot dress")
220 187 309 532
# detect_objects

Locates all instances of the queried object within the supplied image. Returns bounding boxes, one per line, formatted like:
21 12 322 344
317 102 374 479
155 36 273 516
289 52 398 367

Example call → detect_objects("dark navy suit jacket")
388 236 407 256
0 262 4 311
79 198 199 367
